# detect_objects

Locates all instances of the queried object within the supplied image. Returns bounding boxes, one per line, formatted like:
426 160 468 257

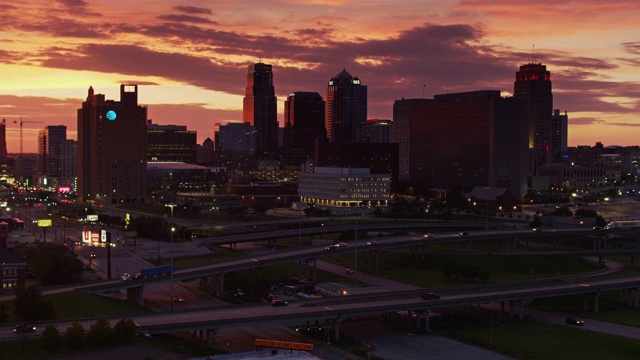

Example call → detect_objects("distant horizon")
1 2 639 153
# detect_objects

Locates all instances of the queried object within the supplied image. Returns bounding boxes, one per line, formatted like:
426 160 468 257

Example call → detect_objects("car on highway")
532 228 542 232
13 325 36 333
271 299 288 307
366 241 378 245
458 231 469 236
90 252 96 258
173 296 185 303
325 242 348 250
120 273 132 281
423 233 435 239
345 268 354 274
421 292 441 300
566 317 584 326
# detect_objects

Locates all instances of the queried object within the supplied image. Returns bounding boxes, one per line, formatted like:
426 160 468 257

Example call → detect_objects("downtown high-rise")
325 69 367 142
282 92 326 168
243 62 278 161
37 125 76 188
77 84 148 204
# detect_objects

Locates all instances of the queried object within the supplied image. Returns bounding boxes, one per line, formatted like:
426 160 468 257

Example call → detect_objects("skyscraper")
243 62 278 161
325 69 367 142
392 98 433 181
282 92 326 168
514 63 554 170
77 84 148 204
408 90 528 198
37 125 67 178
0 119 6 159
551 109 569 159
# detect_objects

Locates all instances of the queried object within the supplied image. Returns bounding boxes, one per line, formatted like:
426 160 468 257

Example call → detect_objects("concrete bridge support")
249 267 262 281
126 286 144 307
594 292 600 313
334 319 341 342
209 273 224 297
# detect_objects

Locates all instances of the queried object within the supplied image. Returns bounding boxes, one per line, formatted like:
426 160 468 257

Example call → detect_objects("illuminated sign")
82 229 101 245
106 110 117 121
87 215 99 222
100 229 110 243
57 186 72 193
255 339 313 352
37 219 52 227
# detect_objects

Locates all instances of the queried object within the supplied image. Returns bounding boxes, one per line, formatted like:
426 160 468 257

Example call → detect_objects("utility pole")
166 204 176 310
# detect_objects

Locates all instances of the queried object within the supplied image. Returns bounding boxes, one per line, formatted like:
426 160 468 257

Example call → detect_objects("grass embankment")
326 251 598 287
0 333 217 360
440 314 639 360
1 291 150 325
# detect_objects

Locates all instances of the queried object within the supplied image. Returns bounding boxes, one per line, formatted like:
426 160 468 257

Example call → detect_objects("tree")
88 318 114 347
24 243 84 285
14 284 55 322
41 324 62 351
64 321 85 349
114 318 137 343
441 261 459 282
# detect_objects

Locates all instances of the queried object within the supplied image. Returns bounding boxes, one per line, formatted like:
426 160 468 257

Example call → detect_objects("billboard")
37 219 52 227
82 229 101 245
57 186 72 193
86 214 99 222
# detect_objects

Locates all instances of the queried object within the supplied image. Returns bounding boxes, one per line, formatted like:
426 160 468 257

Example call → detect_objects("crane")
13 117 43 157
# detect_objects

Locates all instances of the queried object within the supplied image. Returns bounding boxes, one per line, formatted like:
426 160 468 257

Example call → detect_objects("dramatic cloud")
173 6 213 15
157 14 217 25
1 1 639 150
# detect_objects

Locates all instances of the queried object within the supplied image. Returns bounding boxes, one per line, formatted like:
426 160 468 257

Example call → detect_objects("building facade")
408 90 528 198
214 122 257 174
325 69 367 143
243 62 278 161
37 125 67 178
282 92 326 168
147 122 197 163
196 138 214 166
361 119 392 143
298 167 390 215
77 84 148 204
315 141 399 193
392 98 433 182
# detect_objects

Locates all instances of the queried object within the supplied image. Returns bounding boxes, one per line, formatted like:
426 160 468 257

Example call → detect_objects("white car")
423 233 435 239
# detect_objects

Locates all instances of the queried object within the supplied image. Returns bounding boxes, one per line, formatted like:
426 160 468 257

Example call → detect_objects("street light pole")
354 203 362 285
166 204 176 310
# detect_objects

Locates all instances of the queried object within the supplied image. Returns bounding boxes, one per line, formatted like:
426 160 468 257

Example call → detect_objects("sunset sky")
0 0 639 154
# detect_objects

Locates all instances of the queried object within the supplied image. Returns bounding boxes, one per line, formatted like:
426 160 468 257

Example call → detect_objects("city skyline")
0 1 639 153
